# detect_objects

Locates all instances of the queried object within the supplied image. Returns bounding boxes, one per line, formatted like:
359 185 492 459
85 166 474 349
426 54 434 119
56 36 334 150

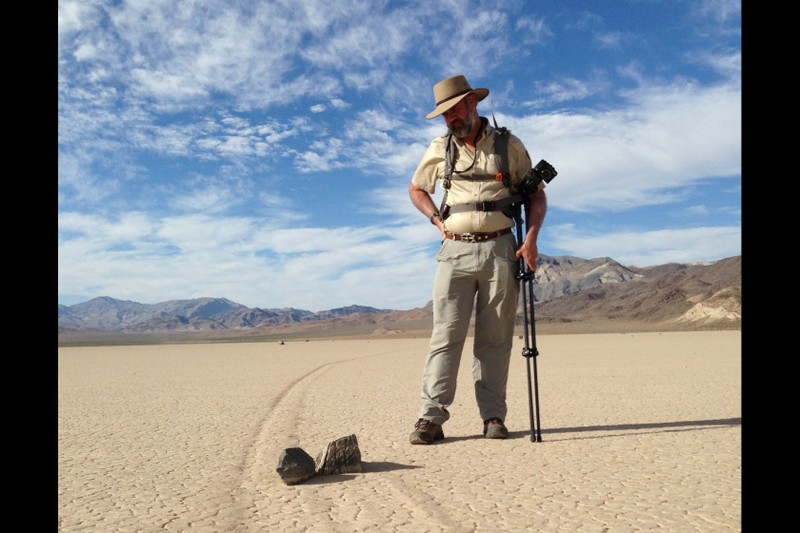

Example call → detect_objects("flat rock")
315 434 362 475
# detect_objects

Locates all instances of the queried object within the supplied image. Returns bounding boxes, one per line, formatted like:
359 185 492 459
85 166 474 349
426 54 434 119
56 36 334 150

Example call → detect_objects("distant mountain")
58 254 741 342
58 297 390 333
534 255 643 301
534 255 741 328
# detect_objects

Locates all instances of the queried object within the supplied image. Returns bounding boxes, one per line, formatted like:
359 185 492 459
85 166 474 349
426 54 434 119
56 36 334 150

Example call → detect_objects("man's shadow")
439 417 741 443
299 418 741 484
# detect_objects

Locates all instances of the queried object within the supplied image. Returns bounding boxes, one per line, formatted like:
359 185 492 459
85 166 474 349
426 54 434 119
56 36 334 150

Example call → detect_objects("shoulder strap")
443 133 454 190
493 125 512 189
437 133 454 216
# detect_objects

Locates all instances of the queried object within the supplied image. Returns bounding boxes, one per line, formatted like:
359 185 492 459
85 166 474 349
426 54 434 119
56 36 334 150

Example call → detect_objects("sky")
58 0 742 312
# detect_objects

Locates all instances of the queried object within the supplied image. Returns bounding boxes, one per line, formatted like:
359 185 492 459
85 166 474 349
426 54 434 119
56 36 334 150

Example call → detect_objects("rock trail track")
58 332 741 532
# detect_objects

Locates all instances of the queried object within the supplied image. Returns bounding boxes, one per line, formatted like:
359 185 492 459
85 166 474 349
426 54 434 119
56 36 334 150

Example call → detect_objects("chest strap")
446 194 523 215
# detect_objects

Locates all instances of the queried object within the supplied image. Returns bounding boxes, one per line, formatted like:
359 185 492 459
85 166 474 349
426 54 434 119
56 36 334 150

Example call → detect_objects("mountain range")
58 254 741 345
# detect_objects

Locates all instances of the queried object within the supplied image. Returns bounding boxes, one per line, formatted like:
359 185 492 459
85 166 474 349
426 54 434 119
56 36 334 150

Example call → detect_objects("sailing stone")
275 447 316 485
315 434 362 475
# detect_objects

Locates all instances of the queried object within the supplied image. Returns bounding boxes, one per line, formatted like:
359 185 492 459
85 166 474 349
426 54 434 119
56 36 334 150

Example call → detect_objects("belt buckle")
460 232 478 243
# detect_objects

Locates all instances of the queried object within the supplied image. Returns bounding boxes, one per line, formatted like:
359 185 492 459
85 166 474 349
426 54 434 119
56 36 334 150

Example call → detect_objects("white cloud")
548 224 741 267
58 209 439 310
503 78 741 212
58 1 741 310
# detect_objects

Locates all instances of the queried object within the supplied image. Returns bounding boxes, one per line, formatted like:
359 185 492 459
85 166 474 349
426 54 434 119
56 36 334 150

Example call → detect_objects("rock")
315 434 362 475
276 435 363 485
275 447 316 485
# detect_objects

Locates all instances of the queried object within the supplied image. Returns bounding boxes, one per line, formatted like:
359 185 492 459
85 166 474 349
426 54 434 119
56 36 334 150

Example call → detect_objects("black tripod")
513 200 543 443
509 158 556 443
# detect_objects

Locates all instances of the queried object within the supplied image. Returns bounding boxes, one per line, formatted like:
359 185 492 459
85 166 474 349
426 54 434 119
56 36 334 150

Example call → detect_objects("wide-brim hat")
425 74 489 120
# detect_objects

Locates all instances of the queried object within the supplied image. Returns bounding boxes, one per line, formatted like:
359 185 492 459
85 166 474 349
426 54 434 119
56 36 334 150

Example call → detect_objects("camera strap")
437 135 453 217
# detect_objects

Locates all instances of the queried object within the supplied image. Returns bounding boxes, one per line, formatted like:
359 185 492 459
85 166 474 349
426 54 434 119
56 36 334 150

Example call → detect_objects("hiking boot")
483 417 509 439
409 418 444 444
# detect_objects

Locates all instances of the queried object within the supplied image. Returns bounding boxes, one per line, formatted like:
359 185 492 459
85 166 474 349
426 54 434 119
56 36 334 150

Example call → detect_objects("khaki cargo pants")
416 232 519 426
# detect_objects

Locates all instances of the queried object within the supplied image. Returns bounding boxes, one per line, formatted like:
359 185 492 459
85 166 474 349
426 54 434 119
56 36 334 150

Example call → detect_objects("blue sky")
58 0 741 312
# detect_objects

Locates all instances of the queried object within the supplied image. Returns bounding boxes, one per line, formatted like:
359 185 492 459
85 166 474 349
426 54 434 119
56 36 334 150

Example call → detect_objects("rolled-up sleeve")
411 137 446 193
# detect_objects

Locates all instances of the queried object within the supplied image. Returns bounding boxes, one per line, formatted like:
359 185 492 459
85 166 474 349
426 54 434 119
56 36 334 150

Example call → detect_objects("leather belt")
444 228 512 243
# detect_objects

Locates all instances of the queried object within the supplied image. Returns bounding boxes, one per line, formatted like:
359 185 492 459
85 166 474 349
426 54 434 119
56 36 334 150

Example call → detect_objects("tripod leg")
521 273 537 442
526 357 537 442
532 358 542 442
518 259 541 442
526 274 543 442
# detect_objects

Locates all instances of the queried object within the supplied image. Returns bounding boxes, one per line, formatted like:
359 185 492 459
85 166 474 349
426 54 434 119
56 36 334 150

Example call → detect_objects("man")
408 74 547 444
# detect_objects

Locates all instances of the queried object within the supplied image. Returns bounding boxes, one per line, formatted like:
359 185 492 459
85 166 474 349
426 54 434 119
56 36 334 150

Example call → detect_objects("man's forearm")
525 190 547 240
409 183 439 219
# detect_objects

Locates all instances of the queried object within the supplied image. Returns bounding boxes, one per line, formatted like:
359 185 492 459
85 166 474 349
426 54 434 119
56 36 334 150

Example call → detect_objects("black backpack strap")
493 125 512 189
446 194 522 215
491 125 522 221
438 133 454 217
443 133 454 190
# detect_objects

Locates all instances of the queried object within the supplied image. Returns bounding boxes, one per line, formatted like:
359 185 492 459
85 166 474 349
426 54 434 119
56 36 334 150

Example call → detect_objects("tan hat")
425 74 489 120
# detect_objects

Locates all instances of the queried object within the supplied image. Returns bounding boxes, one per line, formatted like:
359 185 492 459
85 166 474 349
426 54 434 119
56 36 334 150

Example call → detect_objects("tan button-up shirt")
411 120 534 234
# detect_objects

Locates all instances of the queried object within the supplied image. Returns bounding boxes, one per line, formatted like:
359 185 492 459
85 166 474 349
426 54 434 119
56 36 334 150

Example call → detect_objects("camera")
518 159 557 195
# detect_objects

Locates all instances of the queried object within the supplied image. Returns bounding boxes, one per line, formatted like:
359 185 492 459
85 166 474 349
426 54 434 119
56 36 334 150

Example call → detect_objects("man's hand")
432 216 446 238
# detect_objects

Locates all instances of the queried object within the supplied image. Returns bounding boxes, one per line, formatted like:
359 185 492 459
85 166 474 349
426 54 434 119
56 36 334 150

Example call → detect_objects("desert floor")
58 330 741 532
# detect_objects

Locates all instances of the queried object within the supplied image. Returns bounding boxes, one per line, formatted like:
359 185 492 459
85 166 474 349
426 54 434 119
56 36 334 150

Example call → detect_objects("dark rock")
275 447 316 485
315 434 362 475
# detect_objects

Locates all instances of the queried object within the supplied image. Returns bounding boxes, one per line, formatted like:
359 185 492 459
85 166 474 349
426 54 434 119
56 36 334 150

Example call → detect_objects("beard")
447 107 476 138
